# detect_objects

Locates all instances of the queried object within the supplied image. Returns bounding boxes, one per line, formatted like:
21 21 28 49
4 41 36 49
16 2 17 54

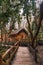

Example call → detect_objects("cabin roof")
9 28 28 37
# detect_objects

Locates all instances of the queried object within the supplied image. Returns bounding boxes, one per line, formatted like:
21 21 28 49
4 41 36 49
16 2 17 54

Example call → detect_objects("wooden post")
9 51 11 58
0 55 2 65
0 55 6 65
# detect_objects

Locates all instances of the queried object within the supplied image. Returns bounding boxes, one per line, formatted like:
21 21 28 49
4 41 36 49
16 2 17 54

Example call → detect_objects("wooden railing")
1 41 19 65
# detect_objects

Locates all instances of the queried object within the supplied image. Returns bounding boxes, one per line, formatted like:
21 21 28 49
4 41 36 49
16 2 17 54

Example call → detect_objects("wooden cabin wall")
9 32 28 42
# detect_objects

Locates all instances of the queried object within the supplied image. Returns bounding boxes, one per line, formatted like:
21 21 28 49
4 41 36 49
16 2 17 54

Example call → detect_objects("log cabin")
9 28 30 44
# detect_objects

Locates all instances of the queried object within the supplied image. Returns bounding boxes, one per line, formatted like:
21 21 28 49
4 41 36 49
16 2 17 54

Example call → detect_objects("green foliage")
0 0 10 23
0 0 39 30
0 0 36 24
23 0 31 15
18 0 36 16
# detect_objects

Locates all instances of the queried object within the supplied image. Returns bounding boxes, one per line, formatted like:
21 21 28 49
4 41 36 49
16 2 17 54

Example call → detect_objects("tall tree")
0 0 10 42
15 0 43 48
0 0 43 47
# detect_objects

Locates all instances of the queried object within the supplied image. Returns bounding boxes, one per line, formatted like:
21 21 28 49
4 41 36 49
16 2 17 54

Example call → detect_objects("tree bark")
32 18 42 47
1 28 3 43
26 14 33 42
26 13 42 48
10 16 15 33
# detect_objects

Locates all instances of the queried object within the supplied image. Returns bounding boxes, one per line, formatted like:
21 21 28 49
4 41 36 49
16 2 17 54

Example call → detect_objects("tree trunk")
26 14 42 48
32 1 43 47
18 22 20 29
1 28 3 43
5 32 6 43
3 25 7 43
32 18 42 47
10 16 15 32
26 14 33 42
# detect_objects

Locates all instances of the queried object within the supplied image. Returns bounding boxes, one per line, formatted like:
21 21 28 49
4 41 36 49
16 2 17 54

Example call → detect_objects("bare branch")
32 17 42 46
32 2 43 46
26 14 33 41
